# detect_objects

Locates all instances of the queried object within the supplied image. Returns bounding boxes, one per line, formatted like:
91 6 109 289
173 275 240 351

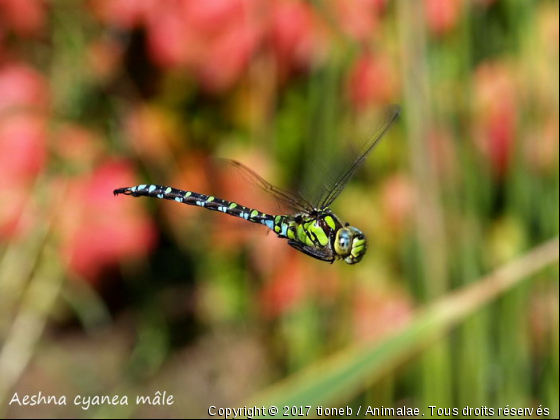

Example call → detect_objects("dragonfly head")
334 226 367 264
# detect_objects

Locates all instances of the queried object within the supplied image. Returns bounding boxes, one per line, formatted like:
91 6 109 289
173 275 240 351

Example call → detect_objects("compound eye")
335 228 353 255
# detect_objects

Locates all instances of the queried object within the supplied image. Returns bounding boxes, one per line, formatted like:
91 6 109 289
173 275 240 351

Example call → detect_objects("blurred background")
0 0 558 418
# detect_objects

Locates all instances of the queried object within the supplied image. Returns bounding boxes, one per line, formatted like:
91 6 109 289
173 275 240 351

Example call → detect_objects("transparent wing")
303 104 401 209
213 105 399 214
216 159 313 214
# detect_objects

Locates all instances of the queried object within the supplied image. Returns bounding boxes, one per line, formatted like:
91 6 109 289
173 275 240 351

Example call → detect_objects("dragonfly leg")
287 240 335 263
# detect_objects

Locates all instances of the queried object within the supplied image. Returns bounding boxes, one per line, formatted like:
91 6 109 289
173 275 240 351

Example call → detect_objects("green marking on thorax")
309 223 329 246
296 224 307 243
324 215 336 230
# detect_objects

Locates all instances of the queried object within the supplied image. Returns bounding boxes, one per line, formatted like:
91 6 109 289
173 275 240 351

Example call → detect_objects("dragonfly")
114 105 400 264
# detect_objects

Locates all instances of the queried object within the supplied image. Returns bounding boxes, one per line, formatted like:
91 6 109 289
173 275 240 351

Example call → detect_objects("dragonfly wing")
217 159 313 213
304 105 401 210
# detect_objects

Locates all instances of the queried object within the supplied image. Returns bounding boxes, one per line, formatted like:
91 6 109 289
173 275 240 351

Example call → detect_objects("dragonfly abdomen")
113 184 276 230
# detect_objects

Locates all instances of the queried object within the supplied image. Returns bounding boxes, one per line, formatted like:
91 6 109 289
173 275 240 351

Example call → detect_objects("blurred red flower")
57 161 157 284
0 63 49 114
0 0 46 36
347 52 398 110
145 0 261 92
91 0 329 93
0 63 48 239
144 2 193 68
425 0 463 36
473 62 518 177
0 113 47 239
259 251 306 318
197 19 258 93
0 113 47 185
268 0 325 80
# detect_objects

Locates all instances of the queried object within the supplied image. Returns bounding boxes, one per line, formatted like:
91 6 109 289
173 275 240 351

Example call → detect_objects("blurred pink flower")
328 0 386 43
145 0 261 92
92 0 329 92
347 52 398 110
353 284 413 343
473 61 518 177
145 2 193 68
260 252 305 318
0 63 49 114
0 113 47 185
425 0 463 35
57 161 157 284
0 113 47 239
180 0 249 33
268 0 325 80
0 0 46 36
0 62 49 239
197 20 258 92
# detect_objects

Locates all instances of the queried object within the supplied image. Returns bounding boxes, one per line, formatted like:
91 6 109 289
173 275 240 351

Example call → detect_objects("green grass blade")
245 237 559 416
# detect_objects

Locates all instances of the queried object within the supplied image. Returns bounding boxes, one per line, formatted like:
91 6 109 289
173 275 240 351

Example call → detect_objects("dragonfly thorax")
285 210 367 264
334 226 367 265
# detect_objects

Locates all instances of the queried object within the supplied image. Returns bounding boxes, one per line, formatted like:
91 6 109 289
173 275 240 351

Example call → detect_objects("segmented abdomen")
113 184 277 230
112 184 340 253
